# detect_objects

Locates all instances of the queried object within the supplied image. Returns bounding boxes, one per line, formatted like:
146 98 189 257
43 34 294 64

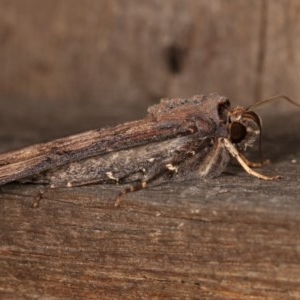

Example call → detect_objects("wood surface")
0 112 300 299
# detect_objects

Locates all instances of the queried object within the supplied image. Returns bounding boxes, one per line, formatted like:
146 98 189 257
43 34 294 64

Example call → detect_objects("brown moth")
0 93 297 205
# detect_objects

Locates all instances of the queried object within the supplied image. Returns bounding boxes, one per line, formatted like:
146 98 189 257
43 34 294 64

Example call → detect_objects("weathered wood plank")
0 114 300 299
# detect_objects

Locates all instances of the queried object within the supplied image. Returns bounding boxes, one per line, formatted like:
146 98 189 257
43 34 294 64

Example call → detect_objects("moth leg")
114 181 148 207
239 153 270 168
114 163 179 207
222 138 280 180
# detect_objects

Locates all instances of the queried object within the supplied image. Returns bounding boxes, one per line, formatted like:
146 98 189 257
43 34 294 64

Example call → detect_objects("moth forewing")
0 92 292 203
0 93 229 186
28 134 222 188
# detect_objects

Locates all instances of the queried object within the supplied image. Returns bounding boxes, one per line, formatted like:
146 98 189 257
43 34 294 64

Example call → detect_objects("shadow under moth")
0 93 298 205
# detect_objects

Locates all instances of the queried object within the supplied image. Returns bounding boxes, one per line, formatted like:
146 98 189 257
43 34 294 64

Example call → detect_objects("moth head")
228 108 262 151
228 95 300 152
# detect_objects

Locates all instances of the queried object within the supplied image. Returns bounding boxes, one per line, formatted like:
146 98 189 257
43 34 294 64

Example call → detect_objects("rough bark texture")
1 1 300 299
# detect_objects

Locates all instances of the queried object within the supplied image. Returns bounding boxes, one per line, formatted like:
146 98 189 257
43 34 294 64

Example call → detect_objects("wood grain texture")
0 113 300 299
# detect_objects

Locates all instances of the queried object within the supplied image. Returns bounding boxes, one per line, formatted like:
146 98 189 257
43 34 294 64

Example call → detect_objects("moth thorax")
229 108 262 151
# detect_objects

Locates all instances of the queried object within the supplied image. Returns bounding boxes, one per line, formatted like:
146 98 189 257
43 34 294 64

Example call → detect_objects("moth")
0 93 297 205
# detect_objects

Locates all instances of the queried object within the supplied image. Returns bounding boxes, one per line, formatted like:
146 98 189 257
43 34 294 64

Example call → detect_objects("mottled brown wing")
0 93 230 185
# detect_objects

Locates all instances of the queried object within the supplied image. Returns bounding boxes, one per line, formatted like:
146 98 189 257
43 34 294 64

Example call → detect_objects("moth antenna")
247 95 300 163
258 129 263 163
247 95 300 110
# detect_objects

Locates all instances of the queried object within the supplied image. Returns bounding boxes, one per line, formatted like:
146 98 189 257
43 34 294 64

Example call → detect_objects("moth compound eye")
230 122 247 143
